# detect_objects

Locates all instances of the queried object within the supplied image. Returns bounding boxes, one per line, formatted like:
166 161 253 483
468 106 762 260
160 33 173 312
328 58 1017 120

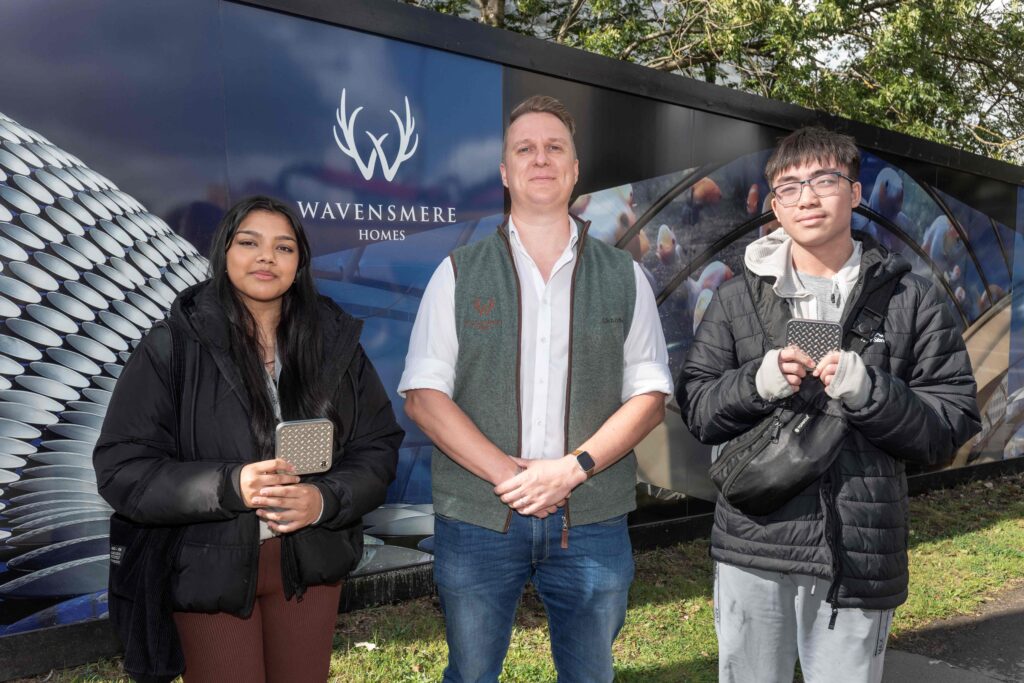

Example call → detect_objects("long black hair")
206 195 328 459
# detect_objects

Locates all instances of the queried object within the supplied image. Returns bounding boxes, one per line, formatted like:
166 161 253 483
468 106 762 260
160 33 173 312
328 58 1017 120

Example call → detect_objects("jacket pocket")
290 524 363 586
170 540 253 614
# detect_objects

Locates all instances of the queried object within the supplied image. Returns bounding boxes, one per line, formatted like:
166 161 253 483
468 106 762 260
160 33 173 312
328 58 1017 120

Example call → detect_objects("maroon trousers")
173 537 343 683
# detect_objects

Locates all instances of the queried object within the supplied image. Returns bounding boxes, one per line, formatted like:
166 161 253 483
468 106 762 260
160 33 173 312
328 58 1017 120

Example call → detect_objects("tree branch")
555 0 588 43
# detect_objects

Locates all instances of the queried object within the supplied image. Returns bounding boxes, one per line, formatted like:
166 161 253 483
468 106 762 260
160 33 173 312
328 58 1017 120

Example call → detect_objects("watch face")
576 450 596 473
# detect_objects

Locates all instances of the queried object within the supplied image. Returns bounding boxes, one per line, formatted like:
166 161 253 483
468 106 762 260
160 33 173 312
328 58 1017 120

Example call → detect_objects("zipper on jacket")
562 223 587 458
281 533 306 602
497 224 525 494
243 516 260 612
189 351 200 473
820 475 843 630
561 500 571 549
560 219 588 552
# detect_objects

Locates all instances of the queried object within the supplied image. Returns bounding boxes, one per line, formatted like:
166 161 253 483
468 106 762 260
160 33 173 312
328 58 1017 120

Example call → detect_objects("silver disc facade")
0 111 208 631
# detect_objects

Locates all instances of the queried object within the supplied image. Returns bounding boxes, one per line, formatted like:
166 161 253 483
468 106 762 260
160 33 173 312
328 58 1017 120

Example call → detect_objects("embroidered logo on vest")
473 297 496 316
465 297 501 331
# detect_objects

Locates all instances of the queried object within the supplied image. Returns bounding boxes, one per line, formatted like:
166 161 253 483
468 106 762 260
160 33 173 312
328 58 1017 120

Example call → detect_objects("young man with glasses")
678 127 979 682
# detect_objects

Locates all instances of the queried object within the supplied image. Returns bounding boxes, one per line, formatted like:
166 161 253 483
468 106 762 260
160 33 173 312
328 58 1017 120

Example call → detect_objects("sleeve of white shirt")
622 262 674 402
397 258 459 398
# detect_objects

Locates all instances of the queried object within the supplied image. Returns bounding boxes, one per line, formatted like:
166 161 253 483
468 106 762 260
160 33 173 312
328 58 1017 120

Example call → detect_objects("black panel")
239 0 1024 186
933 167 1018 230
691 110 782 169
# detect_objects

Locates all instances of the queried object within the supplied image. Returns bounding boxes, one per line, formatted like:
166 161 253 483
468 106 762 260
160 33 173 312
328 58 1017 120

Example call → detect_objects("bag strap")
741 269 774 350
741 263 902 356
845 275 901 354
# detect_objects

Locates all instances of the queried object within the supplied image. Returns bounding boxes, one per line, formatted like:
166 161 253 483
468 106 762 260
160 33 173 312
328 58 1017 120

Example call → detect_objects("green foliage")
405 0 1024 163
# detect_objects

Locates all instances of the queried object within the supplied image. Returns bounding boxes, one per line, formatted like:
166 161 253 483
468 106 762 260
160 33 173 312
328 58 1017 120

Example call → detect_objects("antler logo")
473 297 496 317
333 88 419 182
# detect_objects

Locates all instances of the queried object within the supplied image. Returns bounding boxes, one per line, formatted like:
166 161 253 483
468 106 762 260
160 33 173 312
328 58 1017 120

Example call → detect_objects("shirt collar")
507 215 579 258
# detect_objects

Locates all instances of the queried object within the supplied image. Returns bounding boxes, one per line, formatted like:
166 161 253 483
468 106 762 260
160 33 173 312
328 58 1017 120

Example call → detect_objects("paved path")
884 650 1003 682
883 585 1024 682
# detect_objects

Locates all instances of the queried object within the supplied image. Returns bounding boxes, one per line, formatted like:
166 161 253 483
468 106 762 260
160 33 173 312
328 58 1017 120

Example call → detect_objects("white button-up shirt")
399 217 672 460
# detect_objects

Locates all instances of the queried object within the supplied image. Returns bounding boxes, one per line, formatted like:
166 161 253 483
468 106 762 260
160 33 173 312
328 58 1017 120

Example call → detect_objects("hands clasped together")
240 459 323 533
768 343 872 410
777 346 842 390
493 455 588 519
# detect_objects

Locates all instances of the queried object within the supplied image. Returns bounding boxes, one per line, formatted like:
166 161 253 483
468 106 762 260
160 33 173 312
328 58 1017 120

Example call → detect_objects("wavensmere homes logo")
296 88 460 242
332 88 419 183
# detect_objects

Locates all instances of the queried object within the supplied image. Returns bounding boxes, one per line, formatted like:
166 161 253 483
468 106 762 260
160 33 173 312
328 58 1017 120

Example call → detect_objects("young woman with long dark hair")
95 196 403 682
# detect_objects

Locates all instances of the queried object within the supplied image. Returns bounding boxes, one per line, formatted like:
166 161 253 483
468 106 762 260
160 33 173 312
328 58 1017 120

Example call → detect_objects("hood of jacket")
166 281 364 412
744 227 865 314
742 229 911 348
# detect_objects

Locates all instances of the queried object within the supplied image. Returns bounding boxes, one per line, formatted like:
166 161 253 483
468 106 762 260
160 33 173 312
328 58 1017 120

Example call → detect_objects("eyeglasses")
771 172 855 207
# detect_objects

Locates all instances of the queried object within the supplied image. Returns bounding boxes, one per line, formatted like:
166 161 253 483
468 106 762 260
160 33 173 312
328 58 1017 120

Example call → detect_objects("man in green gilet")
399 95 672 682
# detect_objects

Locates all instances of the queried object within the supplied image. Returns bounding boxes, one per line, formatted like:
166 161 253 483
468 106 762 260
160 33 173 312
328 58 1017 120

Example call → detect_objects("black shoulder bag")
708 274 900 516
107 322 187 683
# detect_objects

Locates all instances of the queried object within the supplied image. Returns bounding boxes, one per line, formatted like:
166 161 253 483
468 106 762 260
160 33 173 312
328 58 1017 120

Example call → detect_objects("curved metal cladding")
0 111 208 634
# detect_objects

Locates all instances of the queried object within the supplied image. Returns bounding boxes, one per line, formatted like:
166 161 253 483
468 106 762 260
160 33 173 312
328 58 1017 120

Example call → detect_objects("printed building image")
0 0 1021 676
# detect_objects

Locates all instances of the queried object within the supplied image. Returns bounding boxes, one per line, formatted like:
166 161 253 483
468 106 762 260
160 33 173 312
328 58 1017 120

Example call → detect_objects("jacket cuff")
312 481 341 526
826 350 872 410
223 464 248 512
756 349 794 401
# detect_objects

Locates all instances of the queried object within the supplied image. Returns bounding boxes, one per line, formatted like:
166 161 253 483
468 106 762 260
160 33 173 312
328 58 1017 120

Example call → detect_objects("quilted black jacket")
678 236 980 611
95 281 403 614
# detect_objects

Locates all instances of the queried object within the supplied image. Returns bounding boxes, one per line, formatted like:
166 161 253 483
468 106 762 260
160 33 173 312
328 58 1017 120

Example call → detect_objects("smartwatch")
572 448 596 477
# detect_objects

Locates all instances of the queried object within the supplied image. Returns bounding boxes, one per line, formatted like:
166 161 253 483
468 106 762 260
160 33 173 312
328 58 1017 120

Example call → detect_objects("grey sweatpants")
714 562 893 683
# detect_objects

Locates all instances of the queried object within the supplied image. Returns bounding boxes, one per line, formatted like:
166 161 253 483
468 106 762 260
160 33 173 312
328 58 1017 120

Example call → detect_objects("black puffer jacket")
678 237 980 611
95 282 403 614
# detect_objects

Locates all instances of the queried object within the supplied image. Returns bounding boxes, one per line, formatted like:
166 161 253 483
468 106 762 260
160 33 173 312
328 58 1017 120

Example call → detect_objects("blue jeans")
433 508 634 683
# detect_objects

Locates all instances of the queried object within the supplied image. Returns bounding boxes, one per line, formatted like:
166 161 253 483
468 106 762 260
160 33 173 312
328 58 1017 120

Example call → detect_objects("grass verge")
15 472 1024 682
